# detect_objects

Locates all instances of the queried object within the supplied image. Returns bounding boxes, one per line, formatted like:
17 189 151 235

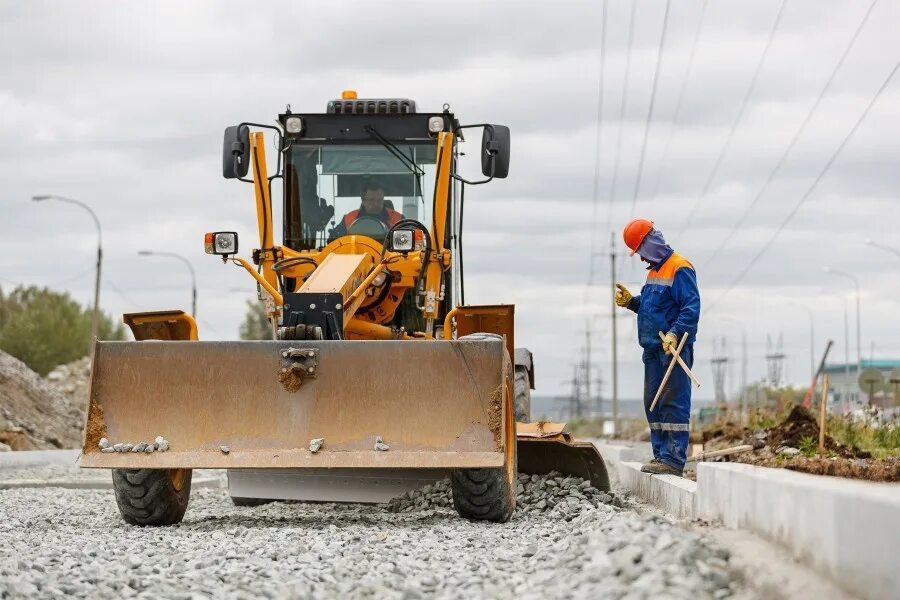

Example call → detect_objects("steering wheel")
347 215 389 241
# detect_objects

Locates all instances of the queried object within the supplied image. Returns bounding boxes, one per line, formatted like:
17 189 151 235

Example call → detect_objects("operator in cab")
330 178 403 238
614 218 700 478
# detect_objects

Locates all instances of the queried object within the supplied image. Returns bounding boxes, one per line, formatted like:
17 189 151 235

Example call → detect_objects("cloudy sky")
1 0 899 403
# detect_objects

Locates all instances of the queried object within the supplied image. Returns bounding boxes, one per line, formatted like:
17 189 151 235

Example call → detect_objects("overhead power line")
704 56 900 315
647 0 708 204
630 0 672 216
676 0 788 238
702 0 879 267
584 0 609 302
608 0 638 221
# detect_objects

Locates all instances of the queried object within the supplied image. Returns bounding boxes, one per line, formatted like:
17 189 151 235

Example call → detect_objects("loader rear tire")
112 468 192 526
514 366 531 422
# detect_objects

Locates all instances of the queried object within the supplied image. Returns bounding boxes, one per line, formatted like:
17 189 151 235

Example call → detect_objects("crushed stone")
0 464 744 599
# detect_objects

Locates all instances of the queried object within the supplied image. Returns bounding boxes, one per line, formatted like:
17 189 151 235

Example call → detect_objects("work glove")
661 331 678 355
614 283 632 308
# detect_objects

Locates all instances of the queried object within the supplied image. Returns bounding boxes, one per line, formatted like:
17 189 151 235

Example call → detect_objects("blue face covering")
637 229 673 269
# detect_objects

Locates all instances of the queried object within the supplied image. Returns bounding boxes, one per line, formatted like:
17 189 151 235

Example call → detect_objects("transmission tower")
766 333 786 387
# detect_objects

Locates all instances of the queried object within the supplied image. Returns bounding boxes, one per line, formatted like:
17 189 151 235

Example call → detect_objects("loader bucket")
516 422 610 491
81 338 510 470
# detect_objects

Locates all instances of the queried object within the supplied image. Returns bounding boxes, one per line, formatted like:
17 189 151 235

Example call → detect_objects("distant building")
822 359 900 409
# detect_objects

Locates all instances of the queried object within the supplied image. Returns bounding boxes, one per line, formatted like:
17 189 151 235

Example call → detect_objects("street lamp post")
32 195 103 356
823 267 861 380
138 251 197 317
865 238 900 259
819 289 852 408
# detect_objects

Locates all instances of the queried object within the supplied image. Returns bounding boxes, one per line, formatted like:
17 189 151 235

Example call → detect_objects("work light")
428 116 444 133
391 230 414 252
285 117 304 134
204 232 239 255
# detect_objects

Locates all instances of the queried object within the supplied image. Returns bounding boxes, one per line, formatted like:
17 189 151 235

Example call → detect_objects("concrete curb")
619 462 696 519
0 449 81 468
610 452 900 600
697 462 900 600
0 476 224 490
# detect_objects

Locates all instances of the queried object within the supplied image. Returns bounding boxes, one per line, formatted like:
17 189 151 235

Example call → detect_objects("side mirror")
481 125 510 179
222 125 250 179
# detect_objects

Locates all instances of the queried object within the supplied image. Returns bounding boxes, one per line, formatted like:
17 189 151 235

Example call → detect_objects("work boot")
640 461 683 476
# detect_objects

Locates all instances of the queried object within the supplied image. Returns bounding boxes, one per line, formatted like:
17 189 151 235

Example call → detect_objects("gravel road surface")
0 467 744 599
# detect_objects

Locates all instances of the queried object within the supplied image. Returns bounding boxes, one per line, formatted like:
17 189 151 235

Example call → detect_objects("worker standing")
614 218 700 476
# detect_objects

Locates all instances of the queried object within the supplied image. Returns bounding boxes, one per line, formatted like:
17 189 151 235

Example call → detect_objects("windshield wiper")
363 125 426 195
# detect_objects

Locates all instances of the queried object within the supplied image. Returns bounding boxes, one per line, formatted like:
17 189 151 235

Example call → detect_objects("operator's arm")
626 295 640 314
669 267 700 339
330 219 347 238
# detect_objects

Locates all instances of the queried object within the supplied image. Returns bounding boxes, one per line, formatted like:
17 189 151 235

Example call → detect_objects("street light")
818 288 852 408
865 238 900 259
138 251 197 317
823 266 861 378
32 195 102 355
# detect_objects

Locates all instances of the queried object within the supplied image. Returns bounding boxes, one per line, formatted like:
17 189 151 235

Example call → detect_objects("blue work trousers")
643 344 693 470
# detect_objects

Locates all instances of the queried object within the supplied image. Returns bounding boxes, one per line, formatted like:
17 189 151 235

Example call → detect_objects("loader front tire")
451 467 515 523
514 366 531 422
452 331 517 522
112 468 192 526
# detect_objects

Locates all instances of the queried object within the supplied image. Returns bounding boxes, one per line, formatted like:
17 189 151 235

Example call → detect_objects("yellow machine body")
80 98 607 515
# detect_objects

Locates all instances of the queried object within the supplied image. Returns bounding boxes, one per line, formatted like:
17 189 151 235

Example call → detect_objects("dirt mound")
45 357 91 418
697 405 895 482
0 350 85 450
767 406 869 459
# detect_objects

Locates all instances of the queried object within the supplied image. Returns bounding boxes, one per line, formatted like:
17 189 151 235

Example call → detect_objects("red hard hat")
623 218 654 256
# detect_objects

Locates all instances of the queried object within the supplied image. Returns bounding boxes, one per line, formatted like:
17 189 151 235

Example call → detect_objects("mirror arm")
236 122 285 183
453 122 502 185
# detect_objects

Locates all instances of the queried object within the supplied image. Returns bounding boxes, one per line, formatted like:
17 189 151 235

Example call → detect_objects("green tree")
0 285 126 376
239 299 272 340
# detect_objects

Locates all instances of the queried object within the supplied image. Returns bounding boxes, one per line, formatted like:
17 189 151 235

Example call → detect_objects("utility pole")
711 336 729 407
584 323 591 417
609 233 619 436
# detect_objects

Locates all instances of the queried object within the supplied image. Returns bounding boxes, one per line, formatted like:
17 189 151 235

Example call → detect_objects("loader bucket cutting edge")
80 339 509 470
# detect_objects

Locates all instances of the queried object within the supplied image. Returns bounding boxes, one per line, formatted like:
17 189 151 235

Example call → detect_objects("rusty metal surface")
81 338 506 469
517 437 610 492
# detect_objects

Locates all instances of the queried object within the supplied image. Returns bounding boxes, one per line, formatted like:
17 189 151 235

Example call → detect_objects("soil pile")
767 406 869 459
0 350 85 450
700 405 898 482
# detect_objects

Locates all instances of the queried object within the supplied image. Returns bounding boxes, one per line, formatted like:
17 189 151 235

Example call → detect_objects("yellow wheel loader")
81 92 609 525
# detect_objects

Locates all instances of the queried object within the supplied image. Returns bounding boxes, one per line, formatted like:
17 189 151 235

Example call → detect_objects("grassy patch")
826 415 900 459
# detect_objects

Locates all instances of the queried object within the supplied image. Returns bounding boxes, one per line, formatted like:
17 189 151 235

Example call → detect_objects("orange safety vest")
341 208 403 230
